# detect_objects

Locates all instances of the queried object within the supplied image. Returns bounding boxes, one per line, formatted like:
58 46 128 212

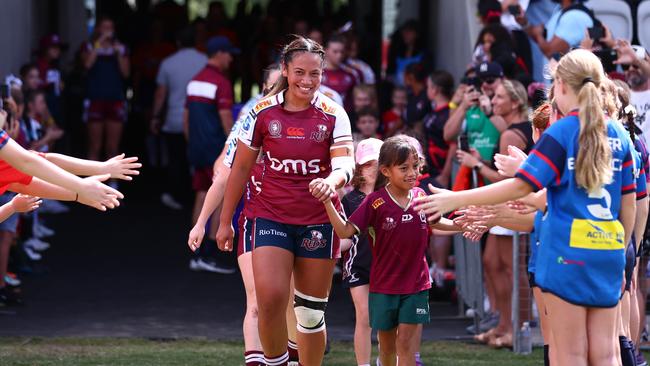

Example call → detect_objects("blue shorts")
253 217 340 259
0 193 18 233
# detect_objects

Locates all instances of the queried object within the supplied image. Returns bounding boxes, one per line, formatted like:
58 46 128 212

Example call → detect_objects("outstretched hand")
76 174 123 211
414 183 459 223
103 154 142 180
494 145 527 177
10 194 42 213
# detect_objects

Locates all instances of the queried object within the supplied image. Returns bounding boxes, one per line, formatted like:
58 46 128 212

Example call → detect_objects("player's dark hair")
267 36 325 97
374 135 419 191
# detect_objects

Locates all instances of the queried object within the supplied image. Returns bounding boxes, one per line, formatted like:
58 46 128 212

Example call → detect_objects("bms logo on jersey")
266 151 321 175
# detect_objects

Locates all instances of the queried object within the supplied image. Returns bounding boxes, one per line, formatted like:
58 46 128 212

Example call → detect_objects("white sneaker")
24 237 51 252
4 275 20 287
190 258 237 274
33 222 55 238
161 193 183 210
24 246 42 261
39 199 70 214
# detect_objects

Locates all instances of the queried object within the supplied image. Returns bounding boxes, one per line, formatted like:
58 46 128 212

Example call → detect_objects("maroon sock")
264 351 289 366
287 340 299 361
244 350 265 366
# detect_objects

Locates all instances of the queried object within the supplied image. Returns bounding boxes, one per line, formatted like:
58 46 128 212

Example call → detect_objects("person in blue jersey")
414 49 636 365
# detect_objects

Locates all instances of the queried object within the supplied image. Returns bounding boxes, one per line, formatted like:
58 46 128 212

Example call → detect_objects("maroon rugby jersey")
349 186 431 295
239 90 352 225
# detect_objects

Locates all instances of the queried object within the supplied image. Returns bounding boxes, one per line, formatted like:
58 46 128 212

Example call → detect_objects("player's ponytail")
266 36 325 97
554 49 612 193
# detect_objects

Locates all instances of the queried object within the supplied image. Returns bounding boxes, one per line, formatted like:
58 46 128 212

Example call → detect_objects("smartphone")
508 4 520 16
588 26 604 40
594 49 617 73
458 134 470 152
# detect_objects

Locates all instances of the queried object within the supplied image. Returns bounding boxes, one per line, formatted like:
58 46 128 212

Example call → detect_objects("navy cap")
476 61 504 78
206 36 240 56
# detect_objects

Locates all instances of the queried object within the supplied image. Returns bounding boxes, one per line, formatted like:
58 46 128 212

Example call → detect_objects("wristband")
474 162 484 171
449 102 458 110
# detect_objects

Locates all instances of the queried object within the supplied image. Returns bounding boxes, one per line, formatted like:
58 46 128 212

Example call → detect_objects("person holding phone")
526 0 593 82
81 16 129 182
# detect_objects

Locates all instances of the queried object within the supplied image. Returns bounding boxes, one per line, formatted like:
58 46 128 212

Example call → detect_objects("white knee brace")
294 290 328 334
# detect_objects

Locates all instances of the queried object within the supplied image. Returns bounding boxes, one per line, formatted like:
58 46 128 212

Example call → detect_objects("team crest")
382 217 397 230
269 120 282 138
301 230 327 251
310 124 330 142
372 198 385 209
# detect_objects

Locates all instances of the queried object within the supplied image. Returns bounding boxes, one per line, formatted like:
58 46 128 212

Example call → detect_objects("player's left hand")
309 178 336 202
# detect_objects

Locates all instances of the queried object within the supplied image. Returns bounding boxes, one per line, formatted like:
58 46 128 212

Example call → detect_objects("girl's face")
29 94 47 116
23 68 40 91
263 69 281 92
356 115 379 138
381 152 420 191
353 90 371 111
491 84 516 117
360 160 378 182
553 78 572 115
482 33 495 55
392 90 407 110
283 52 322 103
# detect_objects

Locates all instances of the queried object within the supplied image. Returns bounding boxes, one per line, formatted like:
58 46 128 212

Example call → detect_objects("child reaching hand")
322 135 461 366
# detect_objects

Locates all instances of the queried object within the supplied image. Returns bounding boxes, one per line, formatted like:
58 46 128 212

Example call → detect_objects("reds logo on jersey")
311 124 330 143
301 230 327 251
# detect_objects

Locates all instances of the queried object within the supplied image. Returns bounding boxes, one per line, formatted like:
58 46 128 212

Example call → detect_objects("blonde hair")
599 77 619 118
553 49 611 193
501 79 528 115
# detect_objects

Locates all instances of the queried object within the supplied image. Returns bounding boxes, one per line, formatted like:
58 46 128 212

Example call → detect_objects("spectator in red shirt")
382 86 407 138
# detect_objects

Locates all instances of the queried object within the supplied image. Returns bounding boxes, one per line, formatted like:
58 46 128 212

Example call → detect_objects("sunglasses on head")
481 77 498 85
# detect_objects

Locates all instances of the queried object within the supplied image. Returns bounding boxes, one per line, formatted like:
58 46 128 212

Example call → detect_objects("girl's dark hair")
428 70 454 100
261 63 281 95
374 136 419 190
350 163 366 190
474 23 513 50
267 36 325 97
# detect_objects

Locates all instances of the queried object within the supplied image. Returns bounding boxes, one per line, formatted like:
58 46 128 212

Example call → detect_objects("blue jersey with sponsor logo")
515 114 635 307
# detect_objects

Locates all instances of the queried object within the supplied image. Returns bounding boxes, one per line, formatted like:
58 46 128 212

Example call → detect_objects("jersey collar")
385 184 414 212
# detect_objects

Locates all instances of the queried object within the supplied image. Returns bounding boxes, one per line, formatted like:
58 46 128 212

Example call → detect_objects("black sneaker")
0 286 24 306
